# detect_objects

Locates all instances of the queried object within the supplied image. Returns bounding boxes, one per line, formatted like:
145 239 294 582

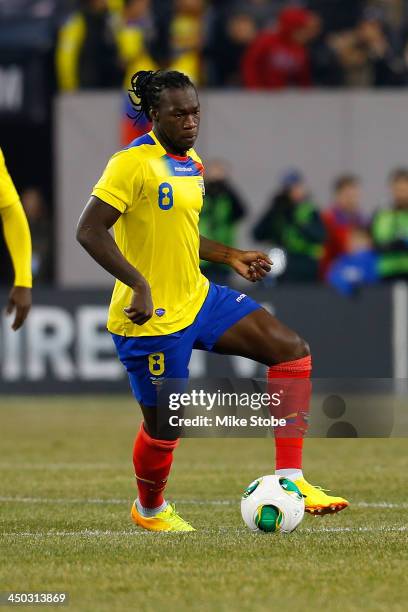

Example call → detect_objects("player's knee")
294 337 311 360
144 419 181 442
276 334 310 364
140 402 182 441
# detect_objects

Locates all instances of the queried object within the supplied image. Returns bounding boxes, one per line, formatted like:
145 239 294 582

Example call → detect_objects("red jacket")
320 205 368 279
242 8 313 89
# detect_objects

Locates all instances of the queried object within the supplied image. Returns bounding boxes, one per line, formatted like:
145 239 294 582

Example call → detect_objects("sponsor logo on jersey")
198 178 205 196
236 294 247 303
175 166 192 172
155 308 166 317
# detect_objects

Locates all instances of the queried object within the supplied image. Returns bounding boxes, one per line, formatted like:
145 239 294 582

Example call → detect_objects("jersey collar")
149 130 190 161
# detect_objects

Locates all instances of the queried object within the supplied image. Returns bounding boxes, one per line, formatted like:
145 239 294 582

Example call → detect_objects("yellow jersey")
0 147 20 209
0 147 32 288
92 130 209 337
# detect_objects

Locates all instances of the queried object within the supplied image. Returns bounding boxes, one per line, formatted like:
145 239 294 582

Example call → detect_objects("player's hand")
124 280 154 325
228 250 272 282
6 286 32 331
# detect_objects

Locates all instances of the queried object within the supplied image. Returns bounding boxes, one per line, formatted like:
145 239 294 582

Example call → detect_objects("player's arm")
76 196 153 325
0 149 32 330
199 235 272 282
0 203 32 330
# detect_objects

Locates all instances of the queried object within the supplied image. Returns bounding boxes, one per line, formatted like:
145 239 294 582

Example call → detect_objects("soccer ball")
241 475 305 533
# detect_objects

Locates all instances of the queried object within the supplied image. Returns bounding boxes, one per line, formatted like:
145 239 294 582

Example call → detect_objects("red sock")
132 423 179 508
267 355 312 471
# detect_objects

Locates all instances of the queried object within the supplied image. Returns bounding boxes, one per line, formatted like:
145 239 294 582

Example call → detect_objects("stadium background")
1 0 408 390
1 5 408 611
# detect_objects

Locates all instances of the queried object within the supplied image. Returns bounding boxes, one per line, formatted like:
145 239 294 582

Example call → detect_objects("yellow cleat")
294 478 349 515
130 501 196 532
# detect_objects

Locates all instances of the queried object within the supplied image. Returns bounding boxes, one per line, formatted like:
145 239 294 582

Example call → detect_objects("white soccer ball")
241 475 305 533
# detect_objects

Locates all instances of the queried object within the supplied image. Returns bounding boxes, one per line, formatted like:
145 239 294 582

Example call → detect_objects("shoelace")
310 484 330 493
168 503 193 529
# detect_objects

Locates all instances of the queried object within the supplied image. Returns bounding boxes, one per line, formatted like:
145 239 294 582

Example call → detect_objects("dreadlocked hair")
128 70 194 123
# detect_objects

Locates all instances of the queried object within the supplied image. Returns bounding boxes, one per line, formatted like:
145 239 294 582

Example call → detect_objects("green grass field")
1 396 407 612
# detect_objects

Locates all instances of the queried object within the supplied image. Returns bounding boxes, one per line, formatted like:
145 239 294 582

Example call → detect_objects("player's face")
153 86 200 153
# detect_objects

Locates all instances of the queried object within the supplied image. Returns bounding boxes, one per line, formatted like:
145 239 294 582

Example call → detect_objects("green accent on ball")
280 477 303 500
255 505 282 532
242 479 261 499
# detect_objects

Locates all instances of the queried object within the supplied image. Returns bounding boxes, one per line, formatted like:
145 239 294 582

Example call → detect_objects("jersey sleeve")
92 150 144 213
1 202 32 287
0 148 32 287
0 148 20 209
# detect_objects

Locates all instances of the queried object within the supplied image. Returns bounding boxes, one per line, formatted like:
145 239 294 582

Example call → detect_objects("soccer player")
77 70 348 531
0 148 32 330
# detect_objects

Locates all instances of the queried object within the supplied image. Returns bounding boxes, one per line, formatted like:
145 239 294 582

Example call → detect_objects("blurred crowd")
2 0 408 89
50 0 408 90
2 0 408 292
201 162 408 295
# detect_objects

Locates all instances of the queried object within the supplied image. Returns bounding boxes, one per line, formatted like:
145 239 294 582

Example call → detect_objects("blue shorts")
112 282 261 406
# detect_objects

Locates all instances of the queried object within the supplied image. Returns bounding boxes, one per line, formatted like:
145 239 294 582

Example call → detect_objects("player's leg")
112 332 195 531
193 286 311 489
213 308 311 486
130 413 194 532
211 305 349 514
213 306 309 362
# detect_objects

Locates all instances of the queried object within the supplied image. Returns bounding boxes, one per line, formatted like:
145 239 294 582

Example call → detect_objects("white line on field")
0 526 407 538
356 501 408 509
0 463 128 470
0 496 129 505
0 462 275 471
0 463 270 470
0 497 408 509
303 526 408 533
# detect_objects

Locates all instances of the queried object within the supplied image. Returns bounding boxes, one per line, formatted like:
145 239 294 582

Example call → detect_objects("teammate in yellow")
0 148 32 330
77 70 348 532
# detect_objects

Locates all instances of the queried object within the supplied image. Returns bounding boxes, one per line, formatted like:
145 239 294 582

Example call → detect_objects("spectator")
232 0 283 29
327 28 371 87
372 168 408 279
308 18 345 86
321 175 367 278
357 7 408 87
169 0 205 84
56 0 124 91
307 0 364 33
366 0 408 34
118 0 155 81
242 6 320 89
200 160 247 282
21 188 52 282
118 0 156 144
253 169 326 282
149 0 173 65
207 12 257 87
328 228 379 296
